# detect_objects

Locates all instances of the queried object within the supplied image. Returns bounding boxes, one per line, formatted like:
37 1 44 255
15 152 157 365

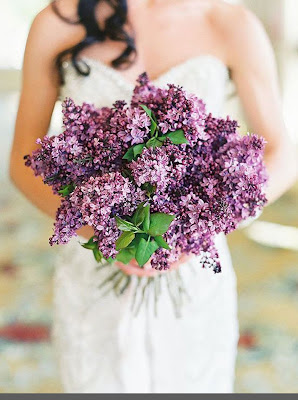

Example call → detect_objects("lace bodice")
60 55 229 116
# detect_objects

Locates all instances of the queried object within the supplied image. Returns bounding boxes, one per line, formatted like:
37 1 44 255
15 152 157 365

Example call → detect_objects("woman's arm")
10 10 60 217
10 6 93 237
221 6 297 204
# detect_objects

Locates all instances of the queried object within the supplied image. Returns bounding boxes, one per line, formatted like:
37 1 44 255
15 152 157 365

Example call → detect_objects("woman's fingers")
115 261 158 277
115 253 192 277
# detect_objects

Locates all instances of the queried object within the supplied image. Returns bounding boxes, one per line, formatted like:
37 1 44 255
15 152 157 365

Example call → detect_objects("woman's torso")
51 6 239 391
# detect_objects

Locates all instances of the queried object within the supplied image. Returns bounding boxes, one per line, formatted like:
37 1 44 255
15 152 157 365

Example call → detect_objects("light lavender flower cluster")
25 73 268 272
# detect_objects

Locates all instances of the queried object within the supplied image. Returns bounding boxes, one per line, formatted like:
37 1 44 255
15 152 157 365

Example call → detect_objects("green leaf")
81 236 97 250
133 143 146 158
146 138 157 148
140 104 153 118
140 105 159 137
155 235 171 250
167 129 189 145
135 237 159 266
82 237 103 262
142 183 156 196
157 135 167 142
146 137 164 148
92 248 103 263
121 169 133 179
115 216 136 232
116 247 136 264
123 147 135 161
132 202 146 226
58 183 75 197
152 112 158 123
147 213 175 236
150 119 157 137
116 231 135 251
143 205 150 232
130 233 148 247
123 143 147 161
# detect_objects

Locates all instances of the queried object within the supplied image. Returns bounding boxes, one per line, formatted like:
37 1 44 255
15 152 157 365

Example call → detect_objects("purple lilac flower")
26 75 268 272
130 146 171 191
131 75 207 146
50 172 146 259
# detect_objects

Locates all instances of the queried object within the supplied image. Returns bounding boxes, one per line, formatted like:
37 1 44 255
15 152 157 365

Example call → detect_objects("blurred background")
0 0 297 393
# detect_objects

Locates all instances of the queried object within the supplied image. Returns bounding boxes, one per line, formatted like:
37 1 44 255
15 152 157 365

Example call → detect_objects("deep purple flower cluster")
25 74 268 272
25 98 151 193
132 73 207 146
150 116 268 270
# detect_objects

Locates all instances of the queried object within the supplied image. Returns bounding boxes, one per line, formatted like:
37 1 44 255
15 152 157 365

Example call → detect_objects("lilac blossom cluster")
50 172 146 259
25 73 268 272
150 115 268 271
25 99 151 193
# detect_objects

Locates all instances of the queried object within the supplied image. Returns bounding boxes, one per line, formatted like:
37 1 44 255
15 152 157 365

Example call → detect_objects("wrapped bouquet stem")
25 73 268 315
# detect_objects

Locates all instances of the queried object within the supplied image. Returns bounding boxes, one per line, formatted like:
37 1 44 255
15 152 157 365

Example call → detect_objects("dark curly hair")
52 0 136 83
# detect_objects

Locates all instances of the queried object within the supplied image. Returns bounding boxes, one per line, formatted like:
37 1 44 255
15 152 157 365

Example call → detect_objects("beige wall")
243 0 298 47
244 0 284 42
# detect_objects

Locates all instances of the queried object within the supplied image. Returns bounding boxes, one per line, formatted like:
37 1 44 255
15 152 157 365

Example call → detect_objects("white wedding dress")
52 55 239 393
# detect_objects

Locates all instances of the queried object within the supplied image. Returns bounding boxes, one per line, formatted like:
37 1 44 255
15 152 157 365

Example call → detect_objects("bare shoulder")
211 1 259 26
27 0 85 60
210 1 266 44
208 1 273 66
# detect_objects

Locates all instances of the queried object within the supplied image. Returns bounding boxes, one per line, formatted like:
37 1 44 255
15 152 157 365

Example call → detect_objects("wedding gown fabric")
52 55 239 393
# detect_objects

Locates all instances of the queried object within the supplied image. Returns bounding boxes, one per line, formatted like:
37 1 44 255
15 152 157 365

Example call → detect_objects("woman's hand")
115 253 192 277
78 225 95 240
79 226 192 276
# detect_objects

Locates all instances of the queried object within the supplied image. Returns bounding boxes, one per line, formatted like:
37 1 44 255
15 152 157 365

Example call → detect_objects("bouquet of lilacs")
25 73 268 313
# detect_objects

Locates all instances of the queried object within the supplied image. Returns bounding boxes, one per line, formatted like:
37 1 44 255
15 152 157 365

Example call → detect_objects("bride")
10 0 296 393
